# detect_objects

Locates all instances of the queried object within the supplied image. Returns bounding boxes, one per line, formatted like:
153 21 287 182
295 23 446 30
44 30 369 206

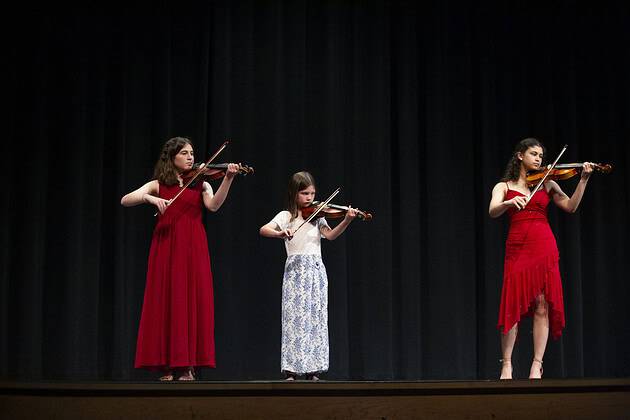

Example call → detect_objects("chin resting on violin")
488 137 610 381
258 171 370 380
119 136 241 381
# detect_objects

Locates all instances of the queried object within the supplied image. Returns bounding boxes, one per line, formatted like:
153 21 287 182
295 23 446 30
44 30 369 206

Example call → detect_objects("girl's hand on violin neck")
581 162 594 180
344 206 358 222
507 195 528 210
225 163 240 180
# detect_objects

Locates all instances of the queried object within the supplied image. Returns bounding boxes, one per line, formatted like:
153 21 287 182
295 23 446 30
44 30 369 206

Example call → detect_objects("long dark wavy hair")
286 171 316 221
500 138 546 182
153 137 193 186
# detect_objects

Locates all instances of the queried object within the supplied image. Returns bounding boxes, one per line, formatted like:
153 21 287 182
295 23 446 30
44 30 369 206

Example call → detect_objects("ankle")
529 358 543 379
499 359 513 380
178 367 195 381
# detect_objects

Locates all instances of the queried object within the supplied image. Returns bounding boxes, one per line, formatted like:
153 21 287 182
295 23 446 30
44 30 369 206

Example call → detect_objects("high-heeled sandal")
529 358 543 379
499 358 513 380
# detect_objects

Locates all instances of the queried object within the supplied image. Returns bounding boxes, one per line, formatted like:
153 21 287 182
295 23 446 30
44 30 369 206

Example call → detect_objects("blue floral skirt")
281 254 329 374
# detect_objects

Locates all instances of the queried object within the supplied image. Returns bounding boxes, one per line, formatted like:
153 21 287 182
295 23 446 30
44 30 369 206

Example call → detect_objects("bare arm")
259 221 293 239
320 208 357 240
202 164 239 212
488 182 527 218
120 180 170 214
549 162 594 213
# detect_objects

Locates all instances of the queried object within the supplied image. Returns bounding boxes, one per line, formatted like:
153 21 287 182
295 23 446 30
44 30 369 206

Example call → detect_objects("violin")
301 201 373 221
526 163 612 187
183 162 254 182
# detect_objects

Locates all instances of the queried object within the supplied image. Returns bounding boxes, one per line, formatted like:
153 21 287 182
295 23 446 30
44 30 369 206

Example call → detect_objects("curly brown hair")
153 137 193 186
286 171 316 221
500 138 546 182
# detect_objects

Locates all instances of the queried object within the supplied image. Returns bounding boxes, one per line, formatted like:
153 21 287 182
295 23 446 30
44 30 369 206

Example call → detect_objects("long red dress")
497 186 565 340
135 181 216 370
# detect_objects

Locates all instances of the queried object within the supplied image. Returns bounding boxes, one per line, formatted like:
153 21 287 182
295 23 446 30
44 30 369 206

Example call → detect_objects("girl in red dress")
489 138 594 379
121 137 239 381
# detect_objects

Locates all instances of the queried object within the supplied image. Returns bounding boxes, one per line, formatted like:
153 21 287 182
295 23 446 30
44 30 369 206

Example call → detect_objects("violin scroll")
592 163 613 174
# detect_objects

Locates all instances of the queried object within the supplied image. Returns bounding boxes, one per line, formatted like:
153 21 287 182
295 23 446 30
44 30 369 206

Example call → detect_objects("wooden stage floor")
2 378 629 419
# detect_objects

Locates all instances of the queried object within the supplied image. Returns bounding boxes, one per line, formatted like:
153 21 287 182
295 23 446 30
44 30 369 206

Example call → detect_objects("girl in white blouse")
259 171 357 380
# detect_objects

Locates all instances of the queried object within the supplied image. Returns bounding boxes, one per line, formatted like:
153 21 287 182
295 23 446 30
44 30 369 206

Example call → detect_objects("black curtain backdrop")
2 1 629 381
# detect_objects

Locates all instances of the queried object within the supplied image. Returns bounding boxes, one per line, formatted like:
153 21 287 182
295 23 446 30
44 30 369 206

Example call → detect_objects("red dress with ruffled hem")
134 181 216 371
497 187 565 340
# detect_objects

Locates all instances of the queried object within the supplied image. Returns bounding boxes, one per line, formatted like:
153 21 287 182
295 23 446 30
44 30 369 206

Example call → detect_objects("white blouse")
270 210 330 256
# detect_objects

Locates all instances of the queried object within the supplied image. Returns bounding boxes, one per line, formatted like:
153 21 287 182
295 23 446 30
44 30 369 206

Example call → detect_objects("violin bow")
154 140 230 216
524 144 568 207
292 187 341 235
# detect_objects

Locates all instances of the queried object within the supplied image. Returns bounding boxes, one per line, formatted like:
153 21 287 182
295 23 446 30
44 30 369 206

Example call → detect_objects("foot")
159 371 174 382
178 367 195 381
499 359 513 380
529 358 543 379
305 373 320 381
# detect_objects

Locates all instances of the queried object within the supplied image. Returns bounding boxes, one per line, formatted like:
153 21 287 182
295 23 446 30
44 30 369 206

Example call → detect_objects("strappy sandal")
529 358 543 379
178 367 195 381
159 370 174 382
499 358 513 380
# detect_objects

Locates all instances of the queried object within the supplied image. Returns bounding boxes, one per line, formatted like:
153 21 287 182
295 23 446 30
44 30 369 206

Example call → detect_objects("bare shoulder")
144 179 159 194
492 181 508 195
202 181 214 194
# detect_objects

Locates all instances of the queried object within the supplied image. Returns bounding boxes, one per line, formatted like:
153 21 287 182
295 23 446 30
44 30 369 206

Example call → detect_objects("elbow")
205 200 220 212
564 202 578 213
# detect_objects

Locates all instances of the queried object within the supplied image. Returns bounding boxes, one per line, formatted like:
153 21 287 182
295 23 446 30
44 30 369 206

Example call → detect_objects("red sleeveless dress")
135 181 216 370
497 186 565 340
